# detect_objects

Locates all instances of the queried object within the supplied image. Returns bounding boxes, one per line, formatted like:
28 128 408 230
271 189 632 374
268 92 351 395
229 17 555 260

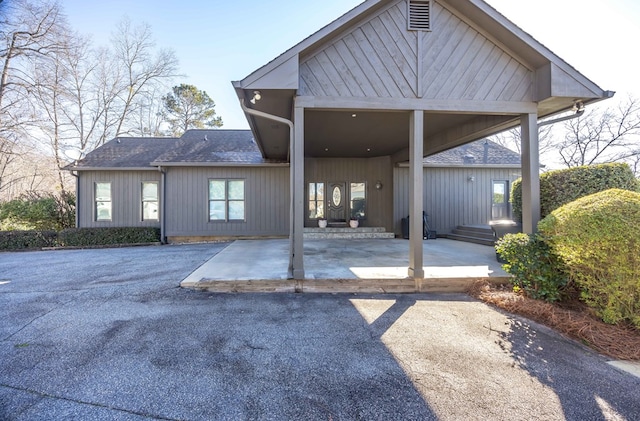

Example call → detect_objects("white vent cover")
408 0 431 31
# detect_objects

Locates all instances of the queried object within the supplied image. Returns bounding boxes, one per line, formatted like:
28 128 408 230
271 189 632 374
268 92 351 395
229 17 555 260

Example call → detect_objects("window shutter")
408 0 431 31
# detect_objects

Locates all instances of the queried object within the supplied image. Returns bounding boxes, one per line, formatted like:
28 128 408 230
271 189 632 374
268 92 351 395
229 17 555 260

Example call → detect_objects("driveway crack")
0 383 180 420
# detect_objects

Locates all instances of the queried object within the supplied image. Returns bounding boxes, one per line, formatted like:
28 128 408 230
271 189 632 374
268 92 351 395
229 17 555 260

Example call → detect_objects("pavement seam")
0 383 180 421
1 293 84 342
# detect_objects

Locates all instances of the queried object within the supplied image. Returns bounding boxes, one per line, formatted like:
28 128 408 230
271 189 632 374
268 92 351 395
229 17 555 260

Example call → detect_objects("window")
142 182 159 221
350 182 366 219
209 179 245 221
95 182 112 221
308 182 325 219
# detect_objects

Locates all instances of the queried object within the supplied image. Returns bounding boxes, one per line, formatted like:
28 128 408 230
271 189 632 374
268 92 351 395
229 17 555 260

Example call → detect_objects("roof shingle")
424 139 520 166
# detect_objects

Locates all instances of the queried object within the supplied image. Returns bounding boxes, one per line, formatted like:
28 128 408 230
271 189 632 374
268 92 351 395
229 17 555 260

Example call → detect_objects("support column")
408 110 424 279
292 106 305 280
521 113 540 234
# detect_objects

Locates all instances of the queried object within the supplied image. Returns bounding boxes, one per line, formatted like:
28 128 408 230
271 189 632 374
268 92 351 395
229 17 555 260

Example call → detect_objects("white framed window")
209 179 245 222
350 182 366 220
142 182 159 221
95 182 112 221
308 182 325 219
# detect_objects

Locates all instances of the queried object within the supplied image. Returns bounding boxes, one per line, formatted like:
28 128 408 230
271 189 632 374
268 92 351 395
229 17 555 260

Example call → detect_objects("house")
68 0 612 280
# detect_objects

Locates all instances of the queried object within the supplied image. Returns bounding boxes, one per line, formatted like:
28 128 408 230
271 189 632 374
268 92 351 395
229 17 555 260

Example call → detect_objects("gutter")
71 170 79 228
159 166 167 244
239 98 296 279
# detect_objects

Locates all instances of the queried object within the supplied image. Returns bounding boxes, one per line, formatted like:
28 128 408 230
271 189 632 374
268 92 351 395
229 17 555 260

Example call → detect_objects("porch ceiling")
246 100 520 160
305 110 489 158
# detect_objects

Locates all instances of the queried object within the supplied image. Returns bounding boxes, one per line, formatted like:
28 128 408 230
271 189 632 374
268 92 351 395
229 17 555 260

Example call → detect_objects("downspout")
239 99 295 279
159 166 167 244
71 170 79 228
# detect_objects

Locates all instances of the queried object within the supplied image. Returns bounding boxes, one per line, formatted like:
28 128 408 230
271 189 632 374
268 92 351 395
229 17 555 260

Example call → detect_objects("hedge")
538 189 640 328
0 227 161 251
0 230 58 250
511 163 639 222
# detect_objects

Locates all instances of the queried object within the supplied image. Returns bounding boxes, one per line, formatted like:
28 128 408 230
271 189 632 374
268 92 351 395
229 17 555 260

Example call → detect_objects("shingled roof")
69 137 180 169
152 130 284 165
423 139 520 167
69 130 287 170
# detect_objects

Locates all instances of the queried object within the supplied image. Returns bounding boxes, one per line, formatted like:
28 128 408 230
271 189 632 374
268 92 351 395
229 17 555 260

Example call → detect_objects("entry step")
304 227 395 240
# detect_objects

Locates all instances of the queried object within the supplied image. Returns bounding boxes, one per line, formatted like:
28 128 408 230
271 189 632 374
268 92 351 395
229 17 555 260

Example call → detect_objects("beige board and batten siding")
164 166 289 238
77 170 161 228
394 166 521 235
299 0 532 102
305 156 394 231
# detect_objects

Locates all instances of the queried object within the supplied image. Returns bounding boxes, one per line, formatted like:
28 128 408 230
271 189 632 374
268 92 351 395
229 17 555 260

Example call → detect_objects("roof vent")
408 0 431 31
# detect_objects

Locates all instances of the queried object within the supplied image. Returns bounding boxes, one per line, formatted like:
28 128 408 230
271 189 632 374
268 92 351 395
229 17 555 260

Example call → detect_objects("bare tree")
24 15 179 196
557 97 640 169
0 0 68 199
109 18 179 137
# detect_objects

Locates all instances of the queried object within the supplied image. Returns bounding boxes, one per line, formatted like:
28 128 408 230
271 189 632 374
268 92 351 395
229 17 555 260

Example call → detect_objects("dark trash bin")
403 212 436 240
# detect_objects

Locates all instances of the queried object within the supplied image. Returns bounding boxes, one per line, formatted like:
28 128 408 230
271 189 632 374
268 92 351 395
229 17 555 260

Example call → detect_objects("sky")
60 0 640 130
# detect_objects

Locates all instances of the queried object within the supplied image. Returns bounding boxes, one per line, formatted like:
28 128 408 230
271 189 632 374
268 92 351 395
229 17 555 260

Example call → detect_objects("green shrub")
58 227 160 247
511 163 638 222
0 230 58 250
495 232 568 302
0 192 76 231
538 189 640 328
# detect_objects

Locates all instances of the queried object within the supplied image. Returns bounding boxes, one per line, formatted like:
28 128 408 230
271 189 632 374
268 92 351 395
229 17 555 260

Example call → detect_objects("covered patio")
180 238 510 293
232 0 613 281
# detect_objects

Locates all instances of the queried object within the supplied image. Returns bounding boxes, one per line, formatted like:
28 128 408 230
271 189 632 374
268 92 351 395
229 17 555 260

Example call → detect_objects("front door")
327 182 347 222
492 180 510 219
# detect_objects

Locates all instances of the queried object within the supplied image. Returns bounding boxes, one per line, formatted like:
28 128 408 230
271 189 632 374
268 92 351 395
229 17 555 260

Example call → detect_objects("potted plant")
318 218 328 228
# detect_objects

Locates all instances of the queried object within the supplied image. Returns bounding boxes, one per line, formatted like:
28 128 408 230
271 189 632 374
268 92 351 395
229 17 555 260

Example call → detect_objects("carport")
232 0 613 281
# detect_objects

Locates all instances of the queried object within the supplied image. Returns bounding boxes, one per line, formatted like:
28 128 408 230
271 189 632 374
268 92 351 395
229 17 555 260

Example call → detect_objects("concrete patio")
180 238 510 293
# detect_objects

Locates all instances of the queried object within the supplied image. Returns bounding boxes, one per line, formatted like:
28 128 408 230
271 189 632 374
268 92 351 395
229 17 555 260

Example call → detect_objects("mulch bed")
468 281 640 361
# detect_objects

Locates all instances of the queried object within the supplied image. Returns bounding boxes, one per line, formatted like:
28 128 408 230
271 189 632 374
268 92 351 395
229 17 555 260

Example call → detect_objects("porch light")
468 176 475 182
351 113 357 118
375 180 383 190
250 91 262 104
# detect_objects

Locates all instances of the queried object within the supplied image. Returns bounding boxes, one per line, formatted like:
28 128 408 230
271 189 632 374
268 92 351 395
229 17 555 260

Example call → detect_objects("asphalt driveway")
1 244 639 420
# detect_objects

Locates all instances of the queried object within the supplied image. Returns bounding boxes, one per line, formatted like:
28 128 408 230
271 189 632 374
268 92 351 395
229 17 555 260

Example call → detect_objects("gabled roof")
152 130 286 166
68 137 180 170
67 130 288 171
423 139 520 167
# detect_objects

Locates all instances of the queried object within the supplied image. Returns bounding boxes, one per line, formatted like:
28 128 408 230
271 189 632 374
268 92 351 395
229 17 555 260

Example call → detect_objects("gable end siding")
299 0 533 102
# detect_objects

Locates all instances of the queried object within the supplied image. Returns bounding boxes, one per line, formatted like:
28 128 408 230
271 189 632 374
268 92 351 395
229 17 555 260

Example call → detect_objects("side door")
492 180 510 220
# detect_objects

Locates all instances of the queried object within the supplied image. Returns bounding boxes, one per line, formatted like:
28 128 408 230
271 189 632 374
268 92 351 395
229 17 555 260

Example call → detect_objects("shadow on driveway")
1 244 639 420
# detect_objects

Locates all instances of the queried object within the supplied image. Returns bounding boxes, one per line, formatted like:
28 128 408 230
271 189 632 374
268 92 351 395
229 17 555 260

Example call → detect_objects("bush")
511 163 638 222
58 227 160 247
495 232 568 302
0 230 58 250
0 192 76 231
538 189 640 328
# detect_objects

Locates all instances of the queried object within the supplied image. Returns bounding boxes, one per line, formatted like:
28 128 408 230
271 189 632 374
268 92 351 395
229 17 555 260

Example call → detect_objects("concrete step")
305 227 387 233
304 227 395 240
447 233 495 247
451 228 495 242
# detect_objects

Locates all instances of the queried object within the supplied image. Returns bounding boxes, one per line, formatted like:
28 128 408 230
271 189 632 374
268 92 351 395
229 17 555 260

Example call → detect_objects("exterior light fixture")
250 90 262 105
468 176 475 182
375 180 383 190
351 113 357 118
572 100 585 113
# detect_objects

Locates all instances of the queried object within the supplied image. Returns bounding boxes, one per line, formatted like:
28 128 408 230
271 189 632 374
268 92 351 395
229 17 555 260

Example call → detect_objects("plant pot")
349 219 359 228
318 219 327 228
